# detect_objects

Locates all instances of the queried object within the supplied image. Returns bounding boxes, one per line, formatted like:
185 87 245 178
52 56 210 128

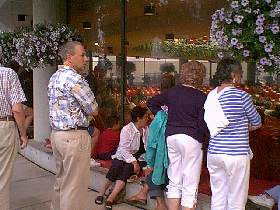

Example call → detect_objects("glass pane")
68 2 280 182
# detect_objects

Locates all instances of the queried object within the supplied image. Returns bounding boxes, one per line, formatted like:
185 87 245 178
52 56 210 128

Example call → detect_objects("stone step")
19 140 277 210
11 155 142 210
19 140 212 209
19 140 155 209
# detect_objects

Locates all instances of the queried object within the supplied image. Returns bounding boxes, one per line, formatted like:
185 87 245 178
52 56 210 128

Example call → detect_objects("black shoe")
105 200 113 210
95 195 104 205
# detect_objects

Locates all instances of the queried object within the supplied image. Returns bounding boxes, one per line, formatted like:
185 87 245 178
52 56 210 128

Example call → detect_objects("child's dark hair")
106 115 119 128
211 58 242 87
160 73 175 92
131 106 148 123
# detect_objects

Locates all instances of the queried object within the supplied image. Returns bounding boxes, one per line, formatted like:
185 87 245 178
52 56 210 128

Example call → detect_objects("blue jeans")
146 173 166 199
266 185 280 209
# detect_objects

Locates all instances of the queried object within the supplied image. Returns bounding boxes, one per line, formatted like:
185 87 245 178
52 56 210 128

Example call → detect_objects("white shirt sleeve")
116 127 137 163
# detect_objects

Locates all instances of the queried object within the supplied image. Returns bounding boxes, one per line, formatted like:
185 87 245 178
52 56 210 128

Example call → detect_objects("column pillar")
33 0 66 25
32 0 66 141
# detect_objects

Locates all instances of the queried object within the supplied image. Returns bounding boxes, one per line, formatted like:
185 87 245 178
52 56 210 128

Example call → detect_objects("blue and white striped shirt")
208 87 261 156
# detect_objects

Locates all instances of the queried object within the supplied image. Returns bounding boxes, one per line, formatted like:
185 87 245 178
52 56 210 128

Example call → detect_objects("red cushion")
198 167 279 196
248 178 279 196
249 118 280 182
198 168 211 195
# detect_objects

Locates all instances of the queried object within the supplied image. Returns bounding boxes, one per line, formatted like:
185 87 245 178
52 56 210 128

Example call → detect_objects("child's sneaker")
248 194 275 209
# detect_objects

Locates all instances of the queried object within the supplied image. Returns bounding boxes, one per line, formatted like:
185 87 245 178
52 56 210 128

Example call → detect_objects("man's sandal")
127 197 147 205
105 200 113 210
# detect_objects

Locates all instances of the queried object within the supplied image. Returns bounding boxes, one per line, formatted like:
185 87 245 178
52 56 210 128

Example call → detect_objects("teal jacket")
144 111 169 185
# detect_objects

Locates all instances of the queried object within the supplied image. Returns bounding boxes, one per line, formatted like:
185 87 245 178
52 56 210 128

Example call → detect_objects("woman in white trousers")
206 58 262 210
147 61 210 210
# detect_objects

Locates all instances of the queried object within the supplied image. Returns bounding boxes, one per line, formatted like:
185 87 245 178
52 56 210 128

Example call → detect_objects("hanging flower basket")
0 31 20 67
0 23 81 70
210 0 280 74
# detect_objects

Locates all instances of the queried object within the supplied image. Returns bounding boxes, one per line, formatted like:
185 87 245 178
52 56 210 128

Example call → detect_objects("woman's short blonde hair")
179 60 206 87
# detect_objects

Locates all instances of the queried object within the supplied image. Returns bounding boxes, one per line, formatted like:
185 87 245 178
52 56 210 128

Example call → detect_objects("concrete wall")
33 0 66 25
0 0 67 142
33 66 56 141
32 0 66 142
0 0 32 32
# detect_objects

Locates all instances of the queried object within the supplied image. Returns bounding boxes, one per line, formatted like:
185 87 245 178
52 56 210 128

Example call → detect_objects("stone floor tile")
11 155 142 210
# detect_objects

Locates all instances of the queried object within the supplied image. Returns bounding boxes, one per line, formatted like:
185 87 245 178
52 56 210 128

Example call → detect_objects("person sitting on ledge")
248 185 279 210
88 119 100 167
95 106 149 210
94 115 120 160
126 69 176 210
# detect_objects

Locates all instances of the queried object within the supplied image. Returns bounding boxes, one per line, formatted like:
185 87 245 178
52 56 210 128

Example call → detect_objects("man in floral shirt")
48 41 98 210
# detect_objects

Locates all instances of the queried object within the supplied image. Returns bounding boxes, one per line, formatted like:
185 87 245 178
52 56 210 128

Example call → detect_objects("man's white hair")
58 41 82 61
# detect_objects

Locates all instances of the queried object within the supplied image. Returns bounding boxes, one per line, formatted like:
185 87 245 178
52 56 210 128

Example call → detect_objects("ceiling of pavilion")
68 0 227 56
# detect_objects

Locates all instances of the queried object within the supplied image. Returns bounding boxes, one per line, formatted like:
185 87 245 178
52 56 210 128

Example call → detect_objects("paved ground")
10 154 142 210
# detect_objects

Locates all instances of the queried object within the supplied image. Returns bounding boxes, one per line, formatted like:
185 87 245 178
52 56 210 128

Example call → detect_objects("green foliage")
0 31 20 67
97 56 113 70
131 90 147 103
163 40 219 60
211 0 280 73
271 104 280 119
126 61 136 73
134 40 219 60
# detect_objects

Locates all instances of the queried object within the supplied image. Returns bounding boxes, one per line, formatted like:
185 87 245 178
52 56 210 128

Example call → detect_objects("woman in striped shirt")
207 58 262 210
